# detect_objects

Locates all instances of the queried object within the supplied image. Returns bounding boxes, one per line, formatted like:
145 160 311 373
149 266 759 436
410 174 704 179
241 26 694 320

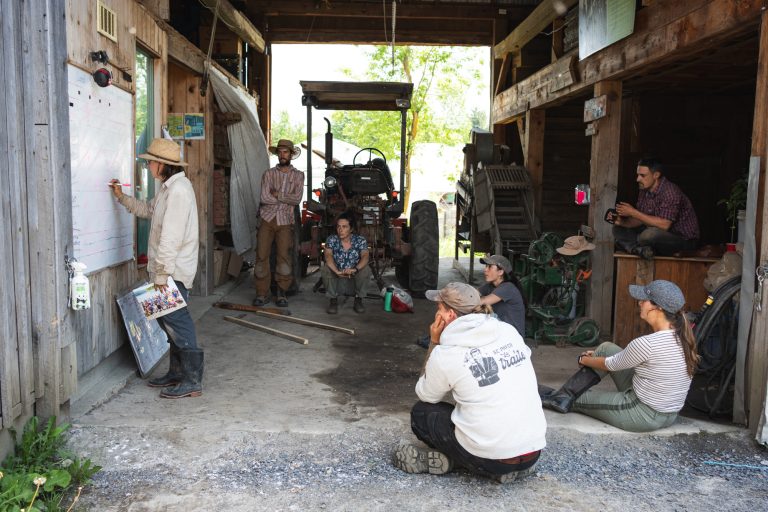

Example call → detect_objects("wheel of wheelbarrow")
568 318 601 347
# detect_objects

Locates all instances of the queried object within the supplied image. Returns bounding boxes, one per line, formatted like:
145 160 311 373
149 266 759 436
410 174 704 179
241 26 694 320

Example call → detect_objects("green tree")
332 46 486 211
271 110 306 145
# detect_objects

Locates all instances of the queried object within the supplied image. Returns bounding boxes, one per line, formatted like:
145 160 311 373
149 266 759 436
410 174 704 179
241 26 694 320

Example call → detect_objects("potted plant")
718 174 748 243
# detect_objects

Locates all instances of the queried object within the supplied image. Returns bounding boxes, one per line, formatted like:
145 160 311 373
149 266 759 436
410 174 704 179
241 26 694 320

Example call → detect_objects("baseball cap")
425 282 481 314
628 280 686 314
556 235 596 256
479 254 512 274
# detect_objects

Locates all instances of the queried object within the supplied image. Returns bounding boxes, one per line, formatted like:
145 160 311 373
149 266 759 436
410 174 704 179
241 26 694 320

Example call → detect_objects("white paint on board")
68 64 134 272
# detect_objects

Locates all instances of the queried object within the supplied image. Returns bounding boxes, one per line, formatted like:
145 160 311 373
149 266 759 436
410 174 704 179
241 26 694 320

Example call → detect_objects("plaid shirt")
259 165 305 225
636 177 699 240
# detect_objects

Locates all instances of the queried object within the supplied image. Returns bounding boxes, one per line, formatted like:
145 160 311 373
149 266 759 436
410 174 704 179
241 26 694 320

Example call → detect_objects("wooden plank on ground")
224 315 309 345
251 310 355 335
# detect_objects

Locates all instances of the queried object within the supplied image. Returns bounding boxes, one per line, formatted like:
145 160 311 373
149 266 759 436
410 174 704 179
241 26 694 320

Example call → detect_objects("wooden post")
523 109 545 225
586 80 622 337
745 10 768 431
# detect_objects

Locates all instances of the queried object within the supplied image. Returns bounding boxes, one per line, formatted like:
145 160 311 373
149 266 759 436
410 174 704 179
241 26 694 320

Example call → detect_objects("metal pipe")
399 108 406 197
306 104 313 201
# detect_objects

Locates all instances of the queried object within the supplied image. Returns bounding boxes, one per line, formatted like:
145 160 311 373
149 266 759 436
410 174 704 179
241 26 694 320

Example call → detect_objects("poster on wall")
579 0 636 61
68 64 134 273
167 113 185 139
184 113 205 139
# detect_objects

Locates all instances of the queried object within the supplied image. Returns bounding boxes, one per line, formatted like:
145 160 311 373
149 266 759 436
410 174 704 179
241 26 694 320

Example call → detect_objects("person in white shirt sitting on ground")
540 279 699 432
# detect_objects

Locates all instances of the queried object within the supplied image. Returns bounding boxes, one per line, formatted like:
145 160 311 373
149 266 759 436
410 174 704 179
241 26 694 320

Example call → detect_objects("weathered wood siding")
167 63 214 296
1 0 73 457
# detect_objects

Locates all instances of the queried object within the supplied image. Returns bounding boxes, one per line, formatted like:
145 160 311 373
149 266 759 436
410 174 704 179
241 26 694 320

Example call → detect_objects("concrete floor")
71 256 739 438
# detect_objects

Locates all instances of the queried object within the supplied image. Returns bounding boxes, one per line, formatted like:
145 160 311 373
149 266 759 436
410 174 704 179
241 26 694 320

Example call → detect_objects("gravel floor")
67 425 768 511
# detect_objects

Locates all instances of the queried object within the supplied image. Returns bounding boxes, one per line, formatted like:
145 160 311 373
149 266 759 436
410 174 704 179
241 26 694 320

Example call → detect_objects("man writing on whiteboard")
110 138 204 399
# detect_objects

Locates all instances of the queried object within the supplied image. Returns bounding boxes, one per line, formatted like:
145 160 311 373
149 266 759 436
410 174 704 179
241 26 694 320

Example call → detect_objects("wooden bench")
612 254 718 346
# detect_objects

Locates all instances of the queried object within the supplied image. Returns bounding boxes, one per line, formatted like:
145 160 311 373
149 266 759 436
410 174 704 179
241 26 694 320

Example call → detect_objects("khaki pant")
573 342 678 432
253 217 294 296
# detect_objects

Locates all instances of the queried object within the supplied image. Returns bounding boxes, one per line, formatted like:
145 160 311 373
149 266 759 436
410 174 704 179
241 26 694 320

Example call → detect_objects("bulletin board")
68 64 134 273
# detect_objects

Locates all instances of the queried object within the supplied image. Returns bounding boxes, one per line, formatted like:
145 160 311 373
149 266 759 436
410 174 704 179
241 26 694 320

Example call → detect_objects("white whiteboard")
68 65 134 272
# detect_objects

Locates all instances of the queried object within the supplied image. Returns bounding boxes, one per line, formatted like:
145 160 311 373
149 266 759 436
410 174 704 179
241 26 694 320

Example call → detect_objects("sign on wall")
579 0 636 61
68 64 134 273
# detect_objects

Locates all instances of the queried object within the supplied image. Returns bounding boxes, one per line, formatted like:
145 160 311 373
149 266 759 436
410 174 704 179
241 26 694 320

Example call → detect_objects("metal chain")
756 263 768 312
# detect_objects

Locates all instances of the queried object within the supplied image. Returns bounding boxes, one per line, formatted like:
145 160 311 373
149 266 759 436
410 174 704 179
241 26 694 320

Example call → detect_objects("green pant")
573 342 679 432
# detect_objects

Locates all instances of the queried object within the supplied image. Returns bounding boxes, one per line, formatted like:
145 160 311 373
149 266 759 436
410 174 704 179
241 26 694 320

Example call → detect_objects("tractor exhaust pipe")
324 117 333 168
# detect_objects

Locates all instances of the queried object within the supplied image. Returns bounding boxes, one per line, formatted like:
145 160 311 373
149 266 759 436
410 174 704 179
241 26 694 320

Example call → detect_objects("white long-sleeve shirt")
605 329 692 413
118 173 199 288
416 314 547 460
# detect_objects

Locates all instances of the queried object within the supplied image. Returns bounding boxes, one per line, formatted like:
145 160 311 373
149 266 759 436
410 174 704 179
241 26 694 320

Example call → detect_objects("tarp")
209 67 269 256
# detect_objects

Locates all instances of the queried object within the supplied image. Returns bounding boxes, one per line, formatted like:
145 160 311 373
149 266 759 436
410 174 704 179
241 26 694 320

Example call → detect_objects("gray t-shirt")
478 281 525 336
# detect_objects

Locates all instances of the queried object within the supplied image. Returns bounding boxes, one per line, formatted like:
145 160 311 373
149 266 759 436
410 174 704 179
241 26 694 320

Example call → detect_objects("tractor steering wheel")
353 147 387 167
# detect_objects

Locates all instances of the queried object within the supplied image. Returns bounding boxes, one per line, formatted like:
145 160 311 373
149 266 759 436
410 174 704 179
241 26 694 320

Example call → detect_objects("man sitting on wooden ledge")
608 157 699 259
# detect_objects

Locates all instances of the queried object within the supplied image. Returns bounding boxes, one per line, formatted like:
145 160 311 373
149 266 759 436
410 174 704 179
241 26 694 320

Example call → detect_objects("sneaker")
353 297 365 313
327 298 338 314
252 296 270 307
393 442 453 475
496 463 537 484
276 290 288 307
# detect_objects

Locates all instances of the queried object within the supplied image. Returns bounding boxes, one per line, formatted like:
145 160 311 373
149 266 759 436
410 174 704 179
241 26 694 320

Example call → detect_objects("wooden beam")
250 1 526 21
495 53 513 96
745 10 768 432
199 0 265 53
523 109 545 225
493 0 577 59
493 0 763 124
586 81 622 337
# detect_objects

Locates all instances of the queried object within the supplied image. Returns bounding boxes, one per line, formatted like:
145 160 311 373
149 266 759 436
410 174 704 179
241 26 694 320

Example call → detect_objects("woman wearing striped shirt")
540 280 699 432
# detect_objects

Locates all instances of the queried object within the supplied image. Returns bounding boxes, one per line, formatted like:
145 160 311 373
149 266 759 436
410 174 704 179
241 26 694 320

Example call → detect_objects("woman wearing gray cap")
478 254 527 337
540 279 699 432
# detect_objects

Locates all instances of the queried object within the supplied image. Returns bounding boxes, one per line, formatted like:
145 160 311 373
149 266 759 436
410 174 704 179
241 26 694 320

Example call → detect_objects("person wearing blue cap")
539 279 699 432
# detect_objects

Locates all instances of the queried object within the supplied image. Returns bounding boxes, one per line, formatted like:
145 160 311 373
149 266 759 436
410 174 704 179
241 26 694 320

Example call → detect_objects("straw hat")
138 138 187 167
268 139 301 159
556 235 596 256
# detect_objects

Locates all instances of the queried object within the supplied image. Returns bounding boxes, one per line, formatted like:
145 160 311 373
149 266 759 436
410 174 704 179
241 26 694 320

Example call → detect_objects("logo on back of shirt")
464 348 500 387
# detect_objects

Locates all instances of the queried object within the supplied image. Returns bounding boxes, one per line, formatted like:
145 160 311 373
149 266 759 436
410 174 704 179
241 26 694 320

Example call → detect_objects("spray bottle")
70 261 91 310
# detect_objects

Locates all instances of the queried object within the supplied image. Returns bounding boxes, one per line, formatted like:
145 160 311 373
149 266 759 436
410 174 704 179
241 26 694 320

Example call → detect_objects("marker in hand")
108 181 131 187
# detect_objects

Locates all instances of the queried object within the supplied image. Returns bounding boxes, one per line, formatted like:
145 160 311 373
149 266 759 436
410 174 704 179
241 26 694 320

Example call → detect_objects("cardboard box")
227 251 244 278
213 249 231 286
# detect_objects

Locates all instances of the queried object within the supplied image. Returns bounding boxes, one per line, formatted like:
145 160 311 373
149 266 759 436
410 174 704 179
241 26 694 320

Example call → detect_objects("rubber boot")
537 384 555 399
160 349 204 399
147 345 182 388
541 367 601 413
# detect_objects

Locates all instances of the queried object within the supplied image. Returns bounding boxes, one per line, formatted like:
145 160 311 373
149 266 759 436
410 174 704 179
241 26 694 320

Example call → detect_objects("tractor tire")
408 200 439 296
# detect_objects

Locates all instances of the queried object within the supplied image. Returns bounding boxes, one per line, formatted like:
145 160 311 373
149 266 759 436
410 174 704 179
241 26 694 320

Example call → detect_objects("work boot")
393 442 453 475
160 349 204 399
147 345 182 388
252 295 270 307
632 245 654 260
537 384 555 399
541 367 601 413
353 296 365 313
327 298 338 314
276 289 288 307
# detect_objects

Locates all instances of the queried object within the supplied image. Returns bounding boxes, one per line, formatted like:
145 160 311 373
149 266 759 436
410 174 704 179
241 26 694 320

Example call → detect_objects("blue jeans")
156 282 198 350
410 401 539 478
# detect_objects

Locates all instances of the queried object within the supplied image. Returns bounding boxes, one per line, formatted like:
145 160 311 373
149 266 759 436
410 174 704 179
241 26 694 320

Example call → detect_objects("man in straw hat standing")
110 138 204 399
394 282 546 483
253 139 305 307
